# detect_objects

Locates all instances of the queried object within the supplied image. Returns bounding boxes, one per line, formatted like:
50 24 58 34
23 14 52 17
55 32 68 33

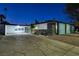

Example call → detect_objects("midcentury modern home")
32 19 74 35
0 19 74 36
0 21 31 35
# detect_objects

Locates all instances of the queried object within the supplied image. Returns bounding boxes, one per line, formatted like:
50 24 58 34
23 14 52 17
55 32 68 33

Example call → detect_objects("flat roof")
0 21 29 26
31 19 73 25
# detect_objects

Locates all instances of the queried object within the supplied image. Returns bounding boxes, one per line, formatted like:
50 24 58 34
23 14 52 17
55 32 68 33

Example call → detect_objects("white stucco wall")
66 24 70 34
34 23 47 30
59 23 65 35
55 22 58 34
5 25 31 35
59 23 71 35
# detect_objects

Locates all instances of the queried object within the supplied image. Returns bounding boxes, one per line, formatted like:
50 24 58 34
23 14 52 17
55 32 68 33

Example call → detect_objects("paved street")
0 35 79 56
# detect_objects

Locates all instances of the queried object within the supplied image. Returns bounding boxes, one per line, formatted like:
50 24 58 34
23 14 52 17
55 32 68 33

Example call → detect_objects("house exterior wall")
58 23 73 35
34 23 47 30
58 23 66 35
70 25 75 33
66 24 71 34
5 25 31 35
34 22 57 35
34 23 48 35
55 22 58 34
33 22 74 35
0 24 5 35
47 22 56 35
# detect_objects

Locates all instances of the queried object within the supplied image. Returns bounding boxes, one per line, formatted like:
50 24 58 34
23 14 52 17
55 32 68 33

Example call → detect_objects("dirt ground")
0 35 79 56
47 34 79 47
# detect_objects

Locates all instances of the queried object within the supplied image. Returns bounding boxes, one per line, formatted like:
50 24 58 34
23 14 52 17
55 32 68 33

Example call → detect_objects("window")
15 29 17 31
15 28 24 31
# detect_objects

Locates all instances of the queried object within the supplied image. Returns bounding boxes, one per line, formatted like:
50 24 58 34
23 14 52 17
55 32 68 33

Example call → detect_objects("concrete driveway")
0 35 79 56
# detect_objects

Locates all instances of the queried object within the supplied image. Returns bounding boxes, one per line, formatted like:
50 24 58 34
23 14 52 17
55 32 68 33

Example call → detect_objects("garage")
5 25 31 35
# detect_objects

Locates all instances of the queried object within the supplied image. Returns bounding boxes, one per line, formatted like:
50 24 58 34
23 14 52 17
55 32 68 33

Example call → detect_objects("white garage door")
5 25 31 35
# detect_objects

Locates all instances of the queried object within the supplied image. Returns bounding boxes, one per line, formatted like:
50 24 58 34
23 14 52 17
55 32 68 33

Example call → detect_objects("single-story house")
0 19 74 36
0 21 31 35
32 19 74 35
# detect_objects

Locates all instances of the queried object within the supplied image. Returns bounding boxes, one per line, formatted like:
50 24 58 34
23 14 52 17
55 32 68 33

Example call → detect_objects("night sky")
0 3 71 25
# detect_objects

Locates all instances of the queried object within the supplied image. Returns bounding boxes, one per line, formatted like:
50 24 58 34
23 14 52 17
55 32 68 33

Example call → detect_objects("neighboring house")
0 21 31 35
32 20 74 35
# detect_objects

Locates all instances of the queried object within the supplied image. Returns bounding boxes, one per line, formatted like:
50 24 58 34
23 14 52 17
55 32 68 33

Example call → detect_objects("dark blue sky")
0 3 71 25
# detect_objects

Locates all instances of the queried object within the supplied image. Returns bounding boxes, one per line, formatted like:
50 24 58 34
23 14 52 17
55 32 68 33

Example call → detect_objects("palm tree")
35 19 39 24
0 14 6 23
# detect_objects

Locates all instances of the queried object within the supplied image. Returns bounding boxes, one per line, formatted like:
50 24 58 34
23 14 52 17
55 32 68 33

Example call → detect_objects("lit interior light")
17 25 20 28
35 26 38 29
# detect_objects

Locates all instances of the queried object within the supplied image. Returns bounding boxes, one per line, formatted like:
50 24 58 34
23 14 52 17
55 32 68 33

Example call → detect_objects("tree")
65 4 79 32
4 8 8 11
0 14 6 23
31 24 35 29
30 24 36 34
35 19 39 24
65 4 79 22
4 8 8 18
